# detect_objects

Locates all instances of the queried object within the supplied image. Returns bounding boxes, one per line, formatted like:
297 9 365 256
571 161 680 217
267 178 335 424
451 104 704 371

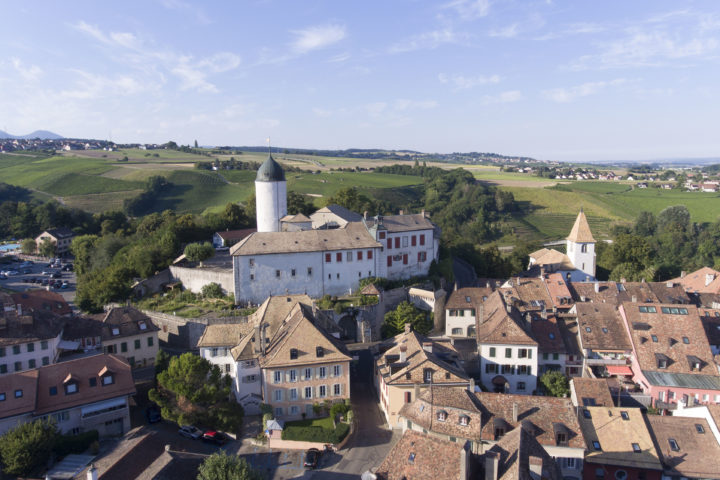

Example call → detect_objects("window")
89 378 97 387
291 268 296 277
27 343 34 353
274 389 283 402
387 256 392 267
290 370 297 382
668 438 679 451
451 328 462 335
290 388 298 400
518 349 528 358
552 353 559 360
225 364 231 373
14 389 23 398
583 409 592 419
275 407 283 417
274 371 282 384
459 415 469 426
437 410 447 422
304 368 312 380
249 258 255 267
336 273 340 279
325 253 331 263
334 384 341 396
379 231 386 239
121 342 127 353
111 328 120 336
49 386 57 396
501 365 514 374
592 441 602 451
419 234 425 245
290 348 298 360
0 364 7 374
517 365 531 375
601 328 608 334
556 432 567 444
347 251 353 262
0 393 4 401
0 348 4 358
682 336 689 344
489 347 496 357
316 346 324 358
595 468 605 479
147 337 153 347
418 252 427 262
304 386 312 399
404 391 411 403
102 374 114 386
424 369 432 383
517 381 526 391
319 385 327 397
695 423 705 433
12 345 20 355
250 273 255 281
403 254 408 265
65 383 77 394
275 269 280 277
28 359 36 369
138 321 147 331
494 428 505 440
542 353 548 360
387 238 392 249
505 348 512 358
14 362 21 372
367 250 373 260
336 252 342 262
581 244 588 253
134 339 141 350
319 367 327 378
615 471 628 480
485 364 498 374
651 335 658 342
620 411 629 420
631 443 641 453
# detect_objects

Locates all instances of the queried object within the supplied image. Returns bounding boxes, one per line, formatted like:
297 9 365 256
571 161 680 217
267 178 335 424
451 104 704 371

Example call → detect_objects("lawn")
284 417 335 429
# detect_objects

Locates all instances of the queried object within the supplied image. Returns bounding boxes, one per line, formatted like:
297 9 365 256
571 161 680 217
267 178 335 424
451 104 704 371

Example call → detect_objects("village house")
211 228 256 248
375 325 470 427
569 377 615 408
93 307 159 369
0 354 135 437
310 204 363 230
35 227 75 256
572 302 633 378
444 286 494 338
0 310 64 374
11 290 72 317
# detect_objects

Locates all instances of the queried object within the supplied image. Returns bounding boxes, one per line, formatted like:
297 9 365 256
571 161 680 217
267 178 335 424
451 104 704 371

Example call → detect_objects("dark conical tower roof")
256 154 285 182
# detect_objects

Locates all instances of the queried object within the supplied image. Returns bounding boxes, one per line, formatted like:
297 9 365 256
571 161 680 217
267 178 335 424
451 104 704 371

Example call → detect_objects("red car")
202 431 227 445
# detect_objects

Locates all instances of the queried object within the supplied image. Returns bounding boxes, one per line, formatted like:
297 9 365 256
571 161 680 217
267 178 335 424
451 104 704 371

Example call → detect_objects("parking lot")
0 256 77 304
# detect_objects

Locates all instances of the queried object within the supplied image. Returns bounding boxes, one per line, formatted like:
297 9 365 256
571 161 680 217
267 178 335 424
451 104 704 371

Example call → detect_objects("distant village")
1 155 719 480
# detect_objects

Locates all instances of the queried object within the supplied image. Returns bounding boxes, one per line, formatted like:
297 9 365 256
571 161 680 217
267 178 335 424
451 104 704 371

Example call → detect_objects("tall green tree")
184 242 215 265
38 237 56 258
539 370 569 398
197 452 262 480
382 301 432 338
20 238 36 254
0 419 58 476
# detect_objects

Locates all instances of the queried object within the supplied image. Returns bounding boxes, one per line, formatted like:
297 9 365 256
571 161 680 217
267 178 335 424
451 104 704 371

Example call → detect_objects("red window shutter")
325 253 331 263
404 391 411 403
387 256 392 267
387 238 392 249
357 251 363 261
420 234 425 245
403 254 408 265
379 231 385 239
336 252 342 262
395 237 400 249
411 235 416 246
367 250 373 259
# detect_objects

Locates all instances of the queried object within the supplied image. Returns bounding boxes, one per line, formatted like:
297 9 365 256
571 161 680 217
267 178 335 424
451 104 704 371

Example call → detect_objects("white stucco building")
255 154 287 233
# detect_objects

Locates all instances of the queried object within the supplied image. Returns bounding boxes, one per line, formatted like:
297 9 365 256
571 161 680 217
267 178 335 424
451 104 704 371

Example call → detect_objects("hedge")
54 430 99 457
281 422 350 444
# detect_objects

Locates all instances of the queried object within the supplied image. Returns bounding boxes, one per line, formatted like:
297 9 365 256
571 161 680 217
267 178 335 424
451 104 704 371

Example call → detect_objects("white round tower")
255 154 287 232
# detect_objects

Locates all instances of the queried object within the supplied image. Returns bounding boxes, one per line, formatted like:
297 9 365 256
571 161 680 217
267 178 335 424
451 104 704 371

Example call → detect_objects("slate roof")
229 222 381 256
570 378 614 407
578 407 662 470
256 154 285 182
311 204 363 223
398 387 482 440
376 329 469 386
485 422 563 480
647 415 720 478
363 213 436 233
566 210 596 243
43 227 75 239
620 302 717 378
476 291 537 346
472 392 585 449
11 290 72 316
574 302 632 352
259 303 351 368
375 429 468 480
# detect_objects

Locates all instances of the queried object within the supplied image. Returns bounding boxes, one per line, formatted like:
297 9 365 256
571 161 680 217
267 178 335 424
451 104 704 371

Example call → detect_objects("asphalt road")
0 257 77 304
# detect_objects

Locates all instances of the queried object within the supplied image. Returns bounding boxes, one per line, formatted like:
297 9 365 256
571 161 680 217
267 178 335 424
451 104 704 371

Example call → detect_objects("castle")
229 155 440 303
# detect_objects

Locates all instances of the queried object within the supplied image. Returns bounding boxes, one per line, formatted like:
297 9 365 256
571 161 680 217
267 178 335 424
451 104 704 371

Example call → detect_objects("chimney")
16 304 22 316
631 295 637 303
680 271 686 278
87 464 98 480
422 342 433 354
421 209 426 218
666 281 673 288
541 308 547 320
399 344 407 363
414 383 420 401
621 277 626 283
404 323 412 334
486 281 491 289
688 395 695 407
706 273 715 286
399 209 404 215
363 211 368 220
594 282 600 293
528 456 543 477
506 303 512 314
585 276 590 282
484 452 499 480
469 378 475 392
641 278 646 283
512 403 519 423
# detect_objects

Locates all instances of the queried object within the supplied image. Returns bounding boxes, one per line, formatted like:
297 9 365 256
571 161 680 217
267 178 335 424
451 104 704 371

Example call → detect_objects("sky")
0 1 719 162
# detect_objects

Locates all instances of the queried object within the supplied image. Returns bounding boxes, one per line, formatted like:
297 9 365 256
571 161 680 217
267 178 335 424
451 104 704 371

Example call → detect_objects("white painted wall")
445 310 477 337
479 344 538 394
382 229 437 280
566 240 595 279
256 180 287 233
0 336 60 375
169 265 234 295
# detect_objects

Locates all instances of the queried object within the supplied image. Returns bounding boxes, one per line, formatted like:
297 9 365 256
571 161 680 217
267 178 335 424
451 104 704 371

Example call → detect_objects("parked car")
0 274 6 280
62 264 73 272
51 272 62 279
61 281 69 289
303 448 321 469
201 431 228 445
178 425 202 439
145 406 161 424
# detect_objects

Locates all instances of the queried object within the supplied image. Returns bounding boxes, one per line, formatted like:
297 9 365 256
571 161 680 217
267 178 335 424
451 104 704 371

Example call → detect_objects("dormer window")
494 427 505 440
682 336 689 344
695 424 705 433
423 369 432 384
14 389 23 398
658 358 667 369
620 411 629 420
111 327 120 336
437 410 447 422
632 443 641 453
0 393 4 401
405 372 411 380
465 296 471 303
290 348 298 360
138 321 147 331
651 335 658 342
556 432 567 445
668 438 679 451
316 346 324 358
99 366 115 386
65 382 78 394
459 415 469 426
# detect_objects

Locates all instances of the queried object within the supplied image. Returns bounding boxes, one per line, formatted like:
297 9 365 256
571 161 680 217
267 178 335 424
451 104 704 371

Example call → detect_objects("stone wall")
168 265 234 296
142 310 248 351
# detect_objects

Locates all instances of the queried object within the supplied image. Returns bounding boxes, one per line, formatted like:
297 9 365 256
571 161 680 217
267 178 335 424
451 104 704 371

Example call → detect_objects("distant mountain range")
0 130 63 140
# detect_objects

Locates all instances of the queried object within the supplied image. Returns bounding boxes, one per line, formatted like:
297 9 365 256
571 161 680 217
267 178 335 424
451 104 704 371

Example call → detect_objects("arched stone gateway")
338 315 357 341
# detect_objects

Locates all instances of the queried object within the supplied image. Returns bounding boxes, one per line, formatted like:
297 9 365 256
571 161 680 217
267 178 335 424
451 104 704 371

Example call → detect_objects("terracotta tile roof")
360 283 382 295
620 302 717 376
699 308 720 347
647 282 692 304
485 422 563 480
214 228 256 242
472 392 585 449
376 329 469 386
259 303 351 368
399 387 482 440
671 266 720 294
197 323 254 348
528 249 575 271
707 404 720 430
530 315 566 353
692 292 720 309
96 307 158 341
570 281 663 306
363 213 435 233
647 415 720 478
579 407 662 470
574 303 632 352
543 273 574 309
501 277 553 314
556 317 582 357
248 294 313 339
11 290 72 316
476 291 537 346
566 210 595 243
375 429 467 480
446 287 494 310
0 310 64 347
281 213 311 223
570 378 614 407
0 369 38 419
229 222 381 256
61 315 103 340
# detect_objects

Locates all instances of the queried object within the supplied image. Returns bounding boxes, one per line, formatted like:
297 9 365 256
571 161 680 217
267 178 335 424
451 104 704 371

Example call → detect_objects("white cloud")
290 24 346 54
443 0 490 21
489 24 519 38
389 28 470 53
10 58 43 81
543 78 627 103
438 73 500 90
481 90 522 104
329 52 351 63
